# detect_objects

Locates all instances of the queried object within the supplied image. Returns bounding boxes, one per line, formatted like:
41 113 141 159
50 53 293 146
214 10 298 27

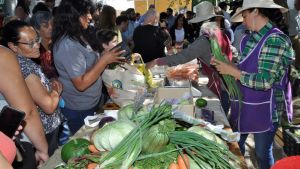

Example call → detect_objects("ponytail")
258 8 288 34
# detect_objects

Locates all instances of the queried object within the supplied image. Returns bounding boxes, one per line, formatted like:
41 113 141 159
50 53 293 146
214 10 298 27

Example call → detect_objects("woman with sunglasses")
0 46 47 168
2 20 63 167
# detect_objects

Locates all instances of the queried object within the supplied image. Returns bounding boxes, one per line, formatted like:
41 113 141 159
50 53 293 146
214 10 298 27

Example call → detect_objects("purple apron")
230 27 293 134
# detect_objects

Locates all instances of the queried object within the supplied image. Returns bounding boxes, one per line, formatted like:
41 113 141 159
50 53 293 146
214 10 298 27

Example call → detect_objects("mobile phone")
0 106 25 138
110 42 132 59
109 42 123 52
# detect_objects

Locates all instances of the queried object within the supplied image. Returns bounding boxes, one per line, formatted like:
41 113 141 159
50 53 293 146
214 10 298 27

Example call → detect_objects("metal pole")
146 0 149 9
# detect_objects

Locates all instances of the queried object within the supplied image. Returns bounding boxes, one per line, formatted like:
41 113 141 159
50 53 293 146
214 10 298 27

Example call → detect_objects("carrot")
87 163 98 169
177 154 189 169
169 162 179 169
88 144 100 153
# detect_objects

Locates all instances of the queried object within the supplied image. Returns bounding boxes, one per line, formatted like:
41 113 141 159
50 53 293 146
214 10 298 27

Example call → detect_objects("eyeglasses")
16 36 42 48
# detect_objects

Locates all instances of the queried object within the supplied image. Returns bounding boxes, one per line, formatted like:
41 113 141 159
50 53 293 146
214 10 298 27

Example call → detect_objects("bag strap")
130 54 146 66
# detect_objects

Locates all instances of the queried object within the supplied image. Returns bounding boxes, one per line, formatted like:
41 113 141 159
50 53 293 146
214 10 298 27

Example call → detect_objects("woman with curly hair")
52 0 124 134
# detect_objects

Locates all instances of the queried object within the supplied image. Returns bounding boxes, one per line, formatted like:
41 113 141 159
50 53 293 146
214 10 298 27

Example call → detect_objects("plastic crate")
283 126 300 156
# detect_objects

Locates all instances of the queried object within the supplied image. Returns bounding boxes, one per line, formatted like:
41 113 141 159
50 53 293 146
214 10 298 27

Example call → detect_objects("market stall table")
41 76 247 169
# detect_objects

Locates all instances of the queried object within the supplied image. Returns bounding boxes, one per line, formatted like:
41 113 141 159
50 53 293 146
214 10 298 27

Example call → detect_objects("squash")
61 138 90 162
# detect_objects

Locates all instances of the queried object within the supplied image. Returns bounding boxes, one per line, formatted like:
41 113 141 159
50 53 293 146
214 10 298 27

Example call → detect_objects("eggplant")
98 116 116 128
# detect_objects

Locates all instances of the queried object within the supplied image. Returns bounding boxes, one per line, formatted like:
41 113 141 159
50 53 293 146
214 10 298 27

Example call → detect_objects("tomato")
195 98 207 108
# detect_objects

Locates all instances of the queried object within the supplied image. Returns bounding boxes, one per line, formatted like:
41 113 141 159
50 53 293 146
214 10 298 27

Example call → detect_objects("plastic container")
283 126 300 156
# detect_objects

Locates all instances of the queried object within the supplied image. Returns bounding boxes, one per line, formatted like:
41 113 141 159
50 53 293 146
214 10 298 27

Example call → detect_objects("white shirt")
175 28 185 42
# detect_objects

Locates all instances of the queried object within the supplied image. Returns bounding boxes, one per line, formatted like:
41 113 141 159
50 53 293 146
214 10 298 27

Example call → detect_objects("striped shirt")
239 22 295 123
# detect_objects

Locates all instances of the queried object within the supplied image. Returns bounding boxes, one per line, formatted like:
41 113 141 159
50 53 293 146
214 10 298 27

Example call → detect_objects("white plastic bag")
102 63 147 106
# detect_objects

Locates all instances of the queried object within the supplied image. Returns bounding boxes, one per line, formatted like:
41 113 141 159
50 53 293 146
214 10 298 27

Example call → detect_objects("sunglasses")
16 36 42 48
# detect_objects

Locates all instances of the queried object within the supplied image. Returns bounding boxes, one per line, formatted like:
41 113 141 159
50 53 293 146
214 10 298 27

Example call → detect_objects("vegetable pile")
58 101 241 169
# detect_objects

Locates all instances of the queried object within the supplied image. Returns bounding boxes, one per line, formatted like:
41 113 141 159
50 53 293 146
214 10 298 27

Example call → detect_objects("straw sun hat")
231 0 288 22
189 1 222 23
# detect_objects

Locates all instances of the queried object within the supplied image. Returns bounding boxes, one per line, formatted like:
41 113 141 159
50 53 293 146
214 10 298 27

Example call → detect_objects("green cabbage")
142 119 176 154
92 120 136 151
118 104 148 122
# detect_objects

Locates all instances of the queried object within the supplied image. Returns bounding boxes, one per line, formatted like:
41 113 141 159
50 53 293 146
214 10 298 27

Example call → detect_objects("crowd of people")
0 0 299 169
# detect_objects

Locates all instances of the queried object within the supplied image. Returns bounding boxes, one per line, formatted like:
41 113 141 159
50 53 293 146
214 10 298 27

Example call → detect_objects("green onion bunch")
210 38 242 108
170 131 240 169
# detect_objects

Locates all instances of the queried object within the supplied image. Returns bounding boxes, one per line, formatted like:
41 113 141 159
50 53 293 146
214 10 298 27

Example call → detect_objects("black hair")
1 20 29 47
172 14 187 29
52 0 95 49
260 8 288 34
116 15 128 26
16 0 30 15
32 2 50 14
95 2 103 12
126 8 135 14
249 8 288 34
214 8 226 29
82 26 98 51
160 12 168 22
96 5 116 30
120 11 127 16
95 29 118 53
167 8 173 13
30 11 52 30
186 11 194 16
126 8 136 21
52 6 58 16
218 2 227 10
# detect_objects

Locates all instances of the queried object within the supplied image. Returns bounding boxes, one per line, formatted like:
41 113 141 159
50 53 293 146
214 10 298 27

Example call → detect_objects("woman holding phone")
52 0 125 134
1 20 62 168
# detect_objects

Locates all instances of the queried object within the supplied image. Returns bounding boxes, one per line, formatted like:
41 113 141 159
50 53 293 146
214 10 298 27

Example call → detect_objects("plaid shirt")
239 22 295 123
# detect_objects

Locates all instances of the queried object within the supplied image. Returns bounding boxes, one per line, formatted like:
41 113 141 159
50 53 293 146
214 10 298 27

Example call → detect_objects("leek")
210 38 242 111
